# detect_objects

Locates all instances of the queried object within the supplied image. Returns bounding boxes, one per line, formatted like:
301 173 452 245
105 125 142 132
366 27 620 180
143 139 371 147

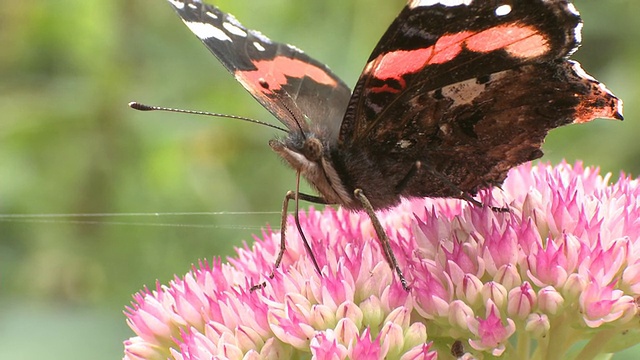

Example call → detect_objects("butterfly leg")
272 190 328 274
458 190 509 213
353 189 410 291
394 160 423 194
251 176 330 291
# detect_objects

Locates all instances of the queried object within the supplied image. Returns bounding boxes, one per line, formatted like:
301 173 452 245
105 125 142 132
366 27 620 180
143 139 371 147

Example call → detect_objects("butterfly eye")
303 138 324 162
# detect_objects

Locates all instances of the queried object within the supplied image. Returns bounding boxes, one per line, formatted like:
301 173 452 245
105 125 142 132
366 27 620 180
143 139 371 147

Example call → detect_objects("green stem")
530 329 548 359
574 329 617 360
544 315 573 360
516 326 531 360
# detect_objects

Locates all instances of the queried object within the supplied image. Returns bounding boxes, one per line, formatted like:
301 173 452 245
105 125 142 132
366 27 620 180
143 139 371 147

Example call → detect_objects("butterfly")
145 0 623 290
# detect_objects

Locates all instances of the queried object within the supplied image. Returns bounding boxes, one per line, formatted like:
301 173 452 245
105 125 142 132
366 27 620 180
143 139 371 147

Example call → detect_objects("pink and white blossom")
124 162 640 359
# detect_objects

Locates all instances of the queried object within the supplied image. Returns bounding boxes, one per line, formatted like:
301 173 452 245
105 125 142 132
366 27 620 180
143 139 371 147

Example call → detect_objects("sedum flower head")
123 162 640 359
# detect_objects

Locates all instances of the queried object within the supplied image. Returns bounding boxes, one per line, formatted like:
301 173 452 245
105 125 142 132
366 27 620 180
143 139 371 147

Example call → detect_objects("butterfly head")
269 134 355 208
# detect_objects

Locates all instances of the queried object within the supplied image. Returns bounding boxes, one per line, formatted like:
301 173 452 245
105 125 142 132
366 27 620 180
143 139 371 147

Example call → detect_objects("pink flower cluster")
123 162 640 359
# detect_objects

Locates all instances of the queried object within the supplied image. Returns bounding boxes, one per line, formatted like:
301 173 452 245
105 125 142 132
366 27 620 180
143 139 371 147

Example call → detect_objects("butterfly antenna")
279 100 307 139
257 78 306 139
129 102 288 133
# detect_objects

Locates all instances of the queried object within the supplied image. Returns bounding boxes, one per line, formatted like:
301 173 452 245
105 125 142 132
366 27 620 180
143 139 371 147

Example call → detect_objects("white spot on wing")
617 96 624 117
567 3 580 16
251 30 273 44
570 60 618 98
224 13 244 29
206 11 218 19
287 44 304 54
495 4 511 16
167 0 184 10
410 0 472 8
223 22 247 37
253 41 265 51
569 60 595 82
397 140 412 149
441 79 486 105
565 21 582 57
574 22 583 44
187 3 196 9
183 21 231 42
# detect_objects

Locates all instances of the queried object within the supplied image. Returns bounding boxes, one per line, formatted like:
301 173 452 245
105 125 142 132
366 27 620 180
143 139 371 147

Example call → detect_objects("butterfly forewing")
333 0 622 209
341 0 585 141
167 0 351 140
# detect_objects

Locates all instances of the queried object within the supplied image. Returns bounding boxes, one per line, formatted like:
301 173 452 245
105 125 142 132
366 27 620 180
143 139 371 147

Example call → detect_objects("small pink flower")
524 313 550 339
507 282 537 319
537 286 565 315
310 331 348 360
468 300 516 355
123 162 640 359
349 329 383 358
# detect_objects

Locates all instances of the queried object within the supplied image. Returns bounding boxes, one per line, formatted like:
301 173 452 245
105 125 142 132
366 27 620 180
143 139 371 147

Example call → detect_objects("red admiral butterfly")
141 0 623 290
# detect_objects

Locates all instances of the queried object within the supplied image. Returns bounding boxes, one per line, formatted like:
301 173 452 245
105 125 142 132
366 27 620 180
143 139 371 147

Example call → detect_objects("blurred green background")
0 0 638 358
